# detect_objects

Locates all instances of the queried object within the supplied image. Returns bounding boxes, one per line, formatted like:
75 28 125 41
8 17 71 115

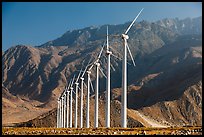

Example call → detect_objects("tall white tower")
105 26 112 128
121 8 143 128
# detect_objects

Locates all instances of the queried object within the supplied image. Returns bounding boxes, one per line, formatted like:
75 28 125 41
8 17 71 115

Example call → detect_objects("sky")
2 2 202 51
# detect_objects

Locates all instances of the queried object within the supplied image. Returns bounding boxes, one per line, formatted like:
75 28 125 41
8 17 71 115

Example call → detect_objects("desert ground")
2 126 202 135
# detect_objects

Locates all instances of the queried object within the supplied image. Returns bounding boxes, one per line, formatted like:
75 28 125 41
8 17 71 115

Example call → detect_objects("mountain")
127 34 202 126
156 16 202 35
2 16 202 127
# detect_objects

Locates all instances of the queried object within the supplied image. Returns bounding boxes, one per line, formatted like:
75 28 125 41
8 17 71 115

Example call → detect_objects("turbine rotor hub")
122 34 129 40
95 62 100 66
87 70 91 74
106 50 112 55
80 77 84 80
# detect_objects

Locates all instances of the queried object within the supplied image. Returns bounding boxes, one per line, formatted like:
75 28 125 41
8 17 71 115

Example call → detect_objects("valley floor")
2 127 202 135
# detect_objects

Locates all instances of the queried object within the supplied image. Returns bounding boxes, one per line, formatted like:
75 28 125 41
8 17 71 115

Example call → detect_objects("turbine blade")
107 26 109 50
78 86 81 91
111 53 122 61
98 41 106 59
88 63 95 71
88 43 105 71
109 46 123 57
75 60 85 82
68 79 72 89
110 52 132 65
72 90 76 94
99 66 107 79
125 8 144 35
71 75 76 87
84 82 87 89
126 43 136 66
110 62 116 71
81 57 93 78
90 79 95 93
76 67 83 83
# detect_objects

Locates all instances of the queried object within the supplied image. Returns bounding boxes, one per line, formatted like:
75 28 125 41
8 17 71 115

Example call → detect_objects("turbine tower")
121 8 143 128
74 68 83 128
86 69 91 128
60 97 63 127
66 79 72 128
61 96 64 128
66 86 70 128
63 91 66 128
88 44 105 128
85 59 96 128
57 98 60 128
105 26 112 128
69 75 76 128
79 59 92 128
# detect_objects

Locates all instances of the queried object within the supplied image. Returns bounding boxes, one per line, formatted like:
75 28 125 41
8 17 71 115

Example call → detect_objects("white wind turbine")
69 75 76 128
57 98 60 128
60 96 63 128
58 79 72 128
121 8 144 128
87 44 106 128
74 67 84 128
85 54 105 128
65 86 69 128
79 58 92 128
105 26 112 128
58 94 62 128
60 91 65 128
66 79 72 128
63 91 67 128
58 89 65 128
85 62 94 128
102 26 125 127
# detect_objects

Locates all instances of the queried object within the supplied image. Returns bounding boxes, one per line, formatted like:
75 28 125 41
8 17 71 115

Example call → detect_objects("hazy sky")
2 2 202 51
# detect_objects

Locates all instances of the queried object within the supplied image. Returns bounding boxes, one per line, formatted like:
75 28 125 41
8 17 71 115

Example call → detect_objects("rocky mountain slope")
2 16 202 127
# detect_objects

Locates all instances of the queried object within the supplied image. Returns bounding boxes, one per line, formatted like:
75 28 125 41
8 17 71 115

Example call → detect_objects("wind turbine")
60 97 63 128
85 66 93 128
58 95 62 128
63 91 67 128
121 8 144 128
58 90 65 128
65 86 69 128
86 65 92 128
74 67 84 128
57 98 60 128
69 75 76 128
79 58 92 128
66 79 72 128
87 43 105 128
105 26 112 128
61 96 64 128
85 53 105 128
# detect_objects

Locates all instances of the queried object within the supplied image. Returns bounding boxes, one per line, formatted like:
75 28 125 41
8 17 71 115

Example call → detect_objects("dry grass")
2 126 202 135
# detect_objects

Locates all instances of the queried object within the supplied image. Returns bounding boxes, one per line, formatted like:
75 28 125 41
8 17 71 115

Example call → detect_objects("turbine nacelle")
80 77 84 80
95 62 100 67
122 34 129 40
87 70 91 74
106 50 112 55
94 59 99 64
